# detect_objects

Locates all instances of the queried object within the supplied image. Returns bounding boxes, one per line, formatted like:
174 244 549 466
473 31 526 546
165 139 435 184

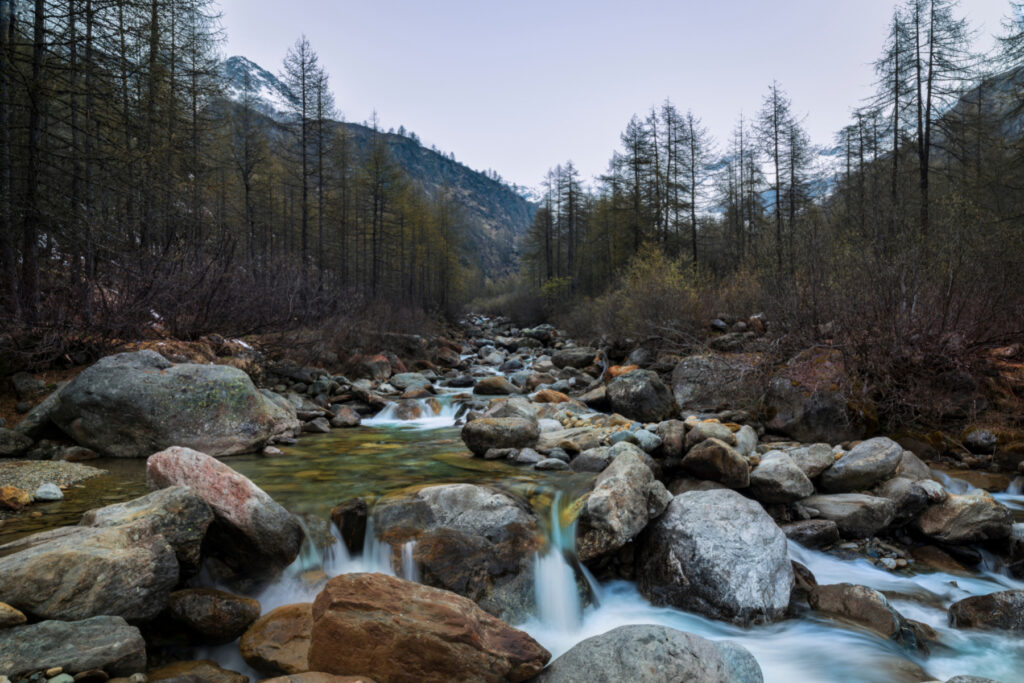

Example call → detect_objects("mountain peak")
221 55 297 119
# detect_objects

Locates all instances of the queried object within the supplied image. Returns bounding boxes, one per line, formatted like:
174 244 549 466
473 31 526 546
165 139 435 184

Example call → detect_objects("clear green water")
0 425 593 545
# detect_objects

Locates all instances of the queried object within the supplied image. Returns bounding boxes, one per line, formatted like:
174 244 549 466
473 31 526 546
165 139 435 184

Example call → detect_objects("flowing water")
5 395 1024 682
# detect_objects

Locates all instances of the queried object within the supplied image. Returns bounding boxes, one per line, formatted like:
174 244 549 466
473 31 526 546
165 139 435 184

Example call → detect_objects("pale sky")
217 0 1013 190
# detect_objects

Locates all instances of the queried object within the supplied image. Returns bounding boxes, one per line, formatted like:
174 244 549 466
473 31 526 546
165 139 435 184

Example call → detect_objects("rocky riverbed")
1 314 1023 682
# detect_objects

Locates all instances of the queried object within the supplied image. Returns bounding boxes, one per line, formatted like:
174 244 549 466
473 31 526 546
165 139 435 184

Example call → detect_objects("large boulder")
819 438 903 493
147 446 304 581
461 418 539 456
308 573 550 683
801 494 896 539
949 590 1024 632
51 350 299 457
0 616 146 677
637 489 792 625
240 603 313 677
680 438 750 488
809 583 927 649
576 446 672 562
763 348 873 444
533 624 762 683
606 370 675 423
166 588 261 644
371 484 542 622
749 451 815 503
80 486 214 576
671 354 758 413
0 520 178 621
915 492 1014 544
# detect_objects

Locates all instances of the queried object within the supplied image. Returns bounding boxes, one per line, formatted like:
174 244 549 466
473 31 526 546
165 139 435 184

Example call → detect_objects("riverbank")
0 314 1022 682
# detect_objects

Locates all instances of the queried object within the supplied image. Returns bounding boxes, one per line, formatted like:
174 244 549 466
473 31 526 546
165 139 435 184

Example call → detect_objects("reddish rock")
533 389 570 404
239 603 313 676
146 446 303 580
607 365 639 379
308 573 550 683
0 485 32 511
263 676 377 683
149 660 247 683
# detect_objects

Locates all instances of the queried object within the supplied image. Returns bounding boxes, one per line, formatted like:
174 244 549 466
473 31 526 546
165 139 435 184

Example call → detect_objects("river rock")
80 486 214 576
330 498 368 554
330 406 361 428
483 396 538 420
0 520 178 621
781 519 840 549
551 347 596 369
763 349 871 444
809 583 926 649
166 588 260 644
0 485 32 510
671 354 756 413
915 492 1014 544
388 373 431 392
147 446 304 581
873 477 930 526
637 488 792 625
655 420 686 459
148 660 247 683
0 602 27 628
896 449 933 481
533 624 762 683
801 494 896 539
948 590 1024 632
787 443 836 478
262 676 376 683
12 387 63 438
577 446 672 562
50 350 299 457
684 420 737 450
606 370 675 423
571 446 613 473
0 427 33 456
308 573 550 683
749 451 815 503
371 484 542 622
820 438 903 493
461 417 539 456
0 617 145 677
680 438 750 488
32 482 63 501
240 603 312 676
473 376 519 396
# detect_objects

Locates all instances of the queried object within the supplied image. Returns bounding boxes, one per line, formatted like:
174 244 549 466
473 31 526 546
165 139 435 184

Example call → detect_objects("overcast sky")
217 0 1013 190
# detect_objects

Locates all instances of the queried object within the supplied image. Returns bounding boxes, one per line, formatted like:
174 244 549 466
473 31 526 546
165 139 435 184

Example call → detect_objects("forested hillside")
473 0 1024 424
0 1 532 368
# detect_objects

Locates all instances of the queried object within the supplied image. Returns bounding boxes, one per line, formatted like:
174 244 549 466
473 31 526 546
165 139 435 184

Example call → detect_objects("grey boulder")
577 445 672 562
533 624 762 683
51 350 299 457
820 438 903 493
637 488 792 625
0 616 146 677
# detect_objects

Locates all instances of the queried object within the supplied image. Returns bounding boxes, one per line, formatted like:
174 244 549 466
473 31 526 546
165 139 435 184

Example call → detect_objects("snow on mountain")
221 56 297 120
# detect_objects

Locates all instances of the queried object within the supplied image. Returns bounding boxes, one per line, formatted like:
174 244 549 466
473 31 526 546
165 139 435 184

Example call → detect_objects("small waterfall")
401 540 420 581
533 491 584 630
363 393 464 429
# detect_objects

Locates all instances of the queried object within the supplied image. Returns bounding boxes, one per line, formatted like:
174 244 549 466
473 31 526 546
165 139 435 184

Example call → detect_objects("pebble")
49 676 74 683
45 670 62 678
262 446 284 457
879 557 897 570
